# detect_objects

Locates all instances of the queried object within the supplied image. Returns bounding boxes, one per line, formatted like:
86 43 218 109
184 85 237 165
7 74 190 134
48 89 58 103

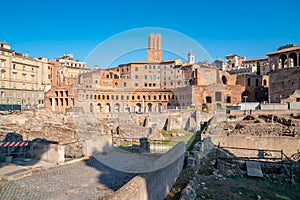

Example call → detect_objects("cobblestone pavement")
0 158 136 200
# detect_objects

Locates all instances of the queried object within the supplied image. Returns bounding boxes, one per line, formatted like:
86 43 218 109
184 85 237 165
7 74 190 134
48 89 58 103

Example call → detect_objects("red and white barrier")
0 141 29 147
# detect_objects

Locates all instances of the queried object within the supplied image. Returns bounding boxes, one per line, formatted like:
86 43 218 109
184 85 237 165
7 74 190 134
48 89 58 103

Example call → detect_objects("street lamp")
243 95 248 115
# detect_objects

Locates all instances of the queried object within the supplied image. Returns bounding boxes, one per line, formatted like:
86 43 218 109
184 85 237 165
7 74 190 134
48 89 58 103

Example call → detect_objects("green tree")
256 61 261 75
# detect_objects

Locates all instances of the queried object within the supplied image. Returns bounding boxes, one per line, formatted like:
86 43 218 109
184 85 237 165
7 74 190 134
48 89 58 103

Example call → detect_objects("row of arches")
89 102 168 113
81 93 178 102
278 52 300 69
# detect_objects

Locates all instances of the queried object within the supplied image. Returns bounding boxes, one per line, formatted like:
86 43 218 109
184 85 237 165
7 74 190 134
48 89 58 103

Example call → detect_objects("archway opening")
114 103 120 113
279 54 287 69
222 75 228 85
105 103 111 113
135 103 142 113
289 52 297 67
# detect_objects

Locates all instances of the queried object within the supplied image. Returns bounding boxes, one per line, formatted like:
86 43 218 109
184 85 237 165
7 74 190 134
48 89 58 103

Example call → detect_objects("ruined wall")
30 143 65 164
110 142 185 200
208 135 300 157
269 67 300 103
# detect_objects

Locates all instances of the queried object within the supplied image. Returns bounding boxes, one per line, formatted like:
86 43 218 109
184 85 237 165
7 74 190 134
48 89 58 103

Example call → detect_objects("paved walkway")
0 158 135 200
93 149 162 173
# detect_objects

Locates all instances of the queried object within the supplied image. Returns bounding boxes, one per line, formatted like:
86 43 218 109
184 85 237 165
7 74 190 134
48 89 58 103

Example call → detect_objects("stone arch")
96 103 101 113
146 103 153 112
158 103 163 112
167 103 171 109
135 103 142 113
288 52 297 67
241 91 249 102
90 103 93 113
222 75 228 85
216 103 222 109
105 103 111 113
114 103 120 113
279 54 287 69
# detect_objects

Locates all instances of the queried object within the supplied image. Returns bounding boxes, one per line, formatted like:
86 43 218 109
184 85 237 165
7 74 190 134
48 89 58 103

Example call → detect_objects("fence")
0 104 21 111
215 144 293 183
0 141 31 159
112 136 178 153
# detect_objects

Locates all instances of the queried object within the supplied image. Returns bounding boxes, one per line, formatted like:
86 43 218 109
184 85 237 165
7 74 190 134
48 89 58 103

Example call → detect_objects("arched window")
222 75 227 84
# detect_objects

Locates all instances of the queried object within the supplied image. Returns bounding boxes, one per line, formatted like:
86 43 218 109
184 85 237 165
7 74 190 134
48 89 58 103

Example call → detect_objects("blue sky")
1 0 299 67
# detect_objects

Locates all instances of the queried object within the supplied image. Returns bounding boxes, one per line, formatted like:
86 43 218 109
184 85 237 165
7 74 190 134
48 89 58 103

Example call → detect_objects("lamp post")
243 95 248 115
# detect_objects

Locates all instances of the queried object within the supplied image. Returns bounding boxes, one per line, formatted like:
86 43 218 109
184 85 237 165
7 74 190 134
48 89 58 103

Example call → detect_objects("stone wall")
30 143 65 164
208 135 300 157
110 142 185 200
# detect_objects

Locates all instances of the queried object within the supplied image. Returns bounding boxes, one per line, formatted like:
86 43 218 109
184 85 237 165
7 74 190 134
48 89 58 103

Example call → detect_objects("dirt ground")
166 149 300 200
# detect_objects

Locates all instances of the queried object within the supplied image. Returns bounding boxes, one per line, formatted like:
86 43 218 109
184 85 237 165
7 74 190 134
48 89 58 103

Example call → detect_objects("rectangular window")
22 74 26 80
124 82 127 87
13 83 16 88
144 65 147 69
135 67 138 71
31 75 35 82
13 64 16 69
135 75 138 79
1 82 5 88
215 92 222 102
1 72 4 78
144 75 147 79
13 73 17 79
1 60 4 68
135 83 138 87
206 96 212 103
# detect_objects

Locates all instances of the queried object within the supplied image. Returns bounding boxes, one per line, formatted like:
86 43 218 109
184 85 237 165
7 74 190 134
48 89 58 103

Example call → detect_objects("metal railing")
215 144 293 183
112 136 177 153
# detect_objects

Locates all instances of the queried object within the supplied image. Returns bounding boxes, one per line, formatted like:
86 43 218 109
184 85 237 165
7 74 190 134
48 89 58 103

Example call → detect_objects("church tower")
188 51 195 64
147 33 162 62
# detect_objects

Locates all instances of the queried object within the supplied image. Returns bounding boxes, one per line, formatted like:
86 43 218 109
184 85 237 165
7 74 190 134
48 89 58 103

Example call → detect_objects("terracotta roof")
243 57 268 62
267 46 300 56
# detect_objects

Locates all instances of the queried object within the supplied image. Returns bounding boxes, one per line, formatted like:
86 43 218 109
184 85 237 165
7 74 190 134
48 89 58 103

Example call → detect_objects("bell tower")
147 33 162 62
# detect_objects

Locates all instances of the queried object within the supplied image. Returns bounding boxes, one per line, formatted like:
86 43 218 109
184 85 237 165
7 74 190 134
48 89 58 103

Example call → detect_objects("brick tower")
147 33 162 62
